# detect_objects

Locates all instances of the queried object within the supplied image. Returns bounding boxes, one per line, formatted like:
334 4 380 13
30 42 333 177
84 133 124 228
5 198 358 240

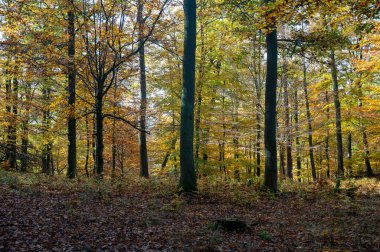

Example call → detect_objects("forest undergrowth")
0 170 379 251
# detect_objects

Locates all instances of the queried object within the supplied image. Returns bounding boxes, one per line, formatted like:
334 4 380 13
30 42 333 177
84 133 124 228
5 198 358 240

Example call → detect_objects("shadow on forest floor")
0 171 379 251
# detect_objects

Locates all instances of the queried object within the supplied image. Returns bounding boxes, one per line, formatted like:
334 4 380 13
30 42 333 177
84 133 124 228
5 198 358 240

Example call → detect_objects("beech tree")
179 0 197 192
263 0 278 192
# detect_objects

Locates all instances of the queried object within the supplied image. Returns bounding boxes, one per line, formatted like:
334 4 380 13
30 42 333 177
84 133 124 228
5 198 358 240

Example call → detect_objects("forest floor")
0 171 379 251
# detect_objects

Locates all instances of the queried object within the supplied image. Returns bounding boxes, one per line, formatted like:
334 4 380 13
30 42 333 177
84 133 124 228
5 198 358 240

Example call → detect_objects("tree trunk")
42 87 52 175
92 115 96 174
162 111 177 169
232 98 239 160
324 90 330 178
195 9 206 168
294 86 302 180
21 82 31 172
95 87 104 177
253 32 263 177
347 132 352 177
283 58 293 179
302 58 317 181
85 114 90 177
179 0 197 192
330 50 344 178
357 82 373 177
67 2 77 178
138 0 149 178
263 0 278 192
362 131 373 177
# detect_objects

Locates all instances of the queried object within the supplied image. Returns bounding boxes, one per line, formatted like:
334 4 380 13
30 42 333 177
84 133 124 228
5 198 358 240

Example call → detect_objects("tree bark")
179 0 197 192
302 58 317 181
95 86 104 177
85 114 90 177
263 0 278 192
195 6 206 168
138 0 149 178
283 58 293 179
347 132 352 177
67 1 77 178
357 82 373 177
42 87 52 175
330 50 344 178
294 86 302 180
21 82 31 172
324 90 330 178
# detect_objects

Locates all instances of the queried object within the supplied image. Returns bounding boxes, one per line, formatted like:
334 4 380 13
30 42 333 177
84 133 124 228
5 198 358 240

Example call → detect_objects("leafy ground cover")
0 171 379 251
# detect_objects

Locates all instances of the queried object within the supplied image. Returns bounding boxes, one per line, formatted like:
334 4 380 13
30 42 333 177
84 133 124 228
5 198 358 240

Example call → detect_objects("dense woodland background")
0 0 379 186
0 0 380 251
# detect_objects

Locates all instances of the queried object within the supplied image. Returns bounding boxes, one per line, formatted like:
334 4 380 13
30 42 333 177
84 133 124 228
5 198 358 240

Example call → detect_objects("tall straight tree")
263 0 278 192
67 0 77 178
330 50 344 178
138 0 149 178
179 0 197 192
302 56 316 181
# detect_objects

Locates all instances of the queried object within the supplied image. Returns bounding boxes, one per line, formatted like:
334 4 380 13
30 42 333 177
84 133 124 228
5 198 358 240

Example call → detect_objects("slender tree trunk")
112 116 116 177
85 114 90 177
138 0 149 178
92 115 96 175
42 87 52 175
219 92 227 177
294 86 302 180
95 86 104 177
362 131 373 177
195 9 206 167
330 50 344 178
162 111 177 169
9 76 18 170
21 82 31 172
357 83 374 177
346 132 352 177
264 0 278 192
302 58 317 181
279 142 285 177
324 90 330 178
179 0 197 191
232 98 239 159
67 2 77 178
283 59 293 179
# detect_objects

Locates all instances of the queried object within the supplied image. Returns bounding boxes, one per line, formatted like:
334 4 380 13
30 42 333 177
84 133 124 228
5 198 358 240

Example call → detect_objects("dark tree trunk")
42 87 52 175
357 82 374 177
263 0 278 192
92 115 96 174
347 132 352 177
85 115 90 177
279 142 285 177
138 0 149 178
67 2 77 178
362 131 373 177
9 77 18 170
302 58 317 181
112 116 116 177
95 88 104 177
21 82 31 172
179 0 197 192
283 59 293 179
330 50 344 178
